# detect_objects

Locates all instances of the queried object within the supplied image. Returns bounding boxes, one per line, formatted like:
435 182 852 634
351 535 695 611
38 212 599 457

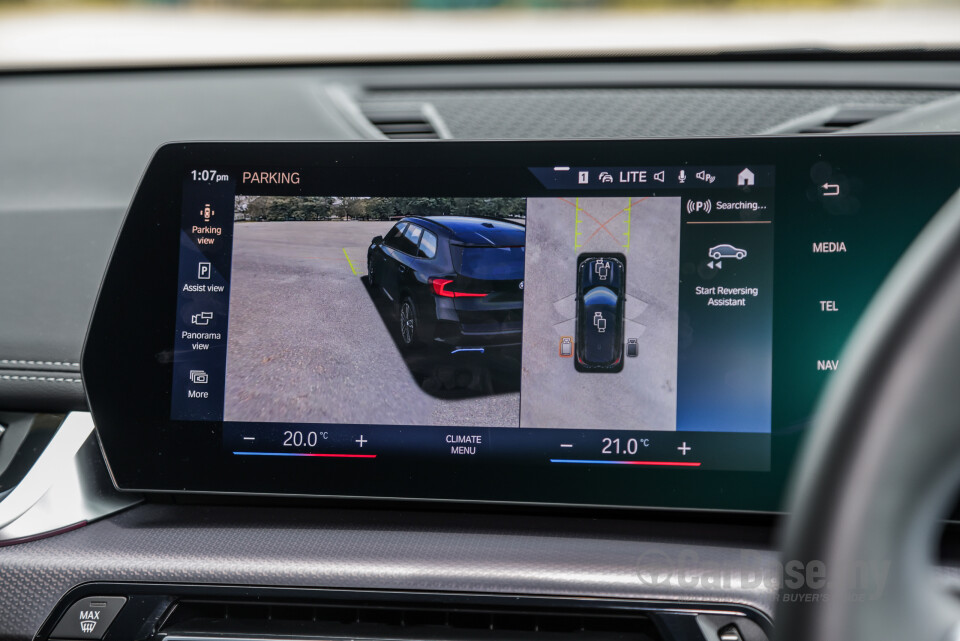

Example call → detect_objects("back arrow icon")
822 183 840 196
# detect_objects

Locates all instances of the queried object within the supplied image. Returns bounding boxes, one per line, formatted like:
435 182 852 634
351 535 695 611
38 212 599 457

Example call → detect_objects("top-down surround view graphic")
223 196 526 427
520 197 681 430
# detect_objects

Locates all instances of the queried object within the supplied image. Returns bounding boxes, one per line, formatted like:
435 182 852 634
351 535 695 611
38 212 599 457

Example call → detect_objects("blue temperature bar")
234 451 376 459
550 459 701 467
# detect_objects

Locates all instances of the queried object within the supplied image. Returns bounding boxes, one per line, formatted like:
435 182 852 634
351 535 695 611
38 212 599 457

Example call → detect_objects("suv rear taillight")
430 278 488 298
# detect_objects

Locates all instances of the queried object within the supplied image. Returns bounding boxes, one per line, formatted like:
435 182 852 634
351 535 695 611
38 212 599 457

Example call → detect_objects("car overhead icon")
575 253 625 373
708 244 747 260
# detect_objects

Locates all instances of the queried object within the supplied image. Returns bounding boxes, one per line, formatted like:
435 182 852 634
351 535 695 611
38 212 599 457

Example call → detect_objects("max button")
50 596 126 639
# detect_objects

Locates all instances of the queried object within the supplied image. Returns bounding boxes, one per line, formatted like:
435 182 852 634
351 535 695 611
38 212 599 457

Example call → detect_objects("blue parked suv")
367 216 525 350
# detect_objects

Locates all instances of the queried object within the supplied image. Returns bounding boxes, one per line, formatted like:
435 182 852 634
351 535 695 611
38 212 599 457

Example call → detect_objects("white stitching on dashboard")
0 375 82 383
0 359 80 367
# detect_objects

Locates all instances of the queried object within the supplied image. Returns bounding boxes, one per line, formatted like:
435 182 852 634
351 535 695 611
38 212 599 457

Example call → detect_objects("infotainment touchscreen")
179 170 773 468
83 137 960 511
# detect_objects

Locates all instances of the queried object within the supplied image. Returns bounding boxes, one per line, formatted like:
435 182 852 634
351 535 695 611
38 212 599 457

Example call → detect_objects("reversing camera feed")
223 196 526 427
520 197 681 430
224 195 682 431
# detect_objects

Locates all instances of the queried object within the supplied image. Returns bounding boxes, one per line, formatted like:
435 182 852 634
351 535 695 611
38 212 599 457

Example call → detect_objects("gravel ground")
223 220 519 427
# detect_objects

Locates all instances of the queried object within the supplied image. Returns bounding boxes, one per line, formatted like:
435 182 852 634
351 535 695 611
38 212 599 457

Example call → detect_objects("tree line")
234 196 526 222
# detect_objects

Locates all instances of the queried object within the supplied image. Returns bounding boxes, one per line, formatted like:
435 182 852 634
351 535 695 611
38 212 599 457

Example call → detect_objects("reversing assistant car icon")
708 244 747 260
575 253 626 373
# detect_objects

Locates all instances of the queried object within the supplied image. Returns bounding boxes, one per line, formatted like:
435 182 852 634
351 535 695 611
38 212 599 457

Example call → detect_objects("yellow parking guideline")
342 247 358 275
574 197 583 249
623 197 632 252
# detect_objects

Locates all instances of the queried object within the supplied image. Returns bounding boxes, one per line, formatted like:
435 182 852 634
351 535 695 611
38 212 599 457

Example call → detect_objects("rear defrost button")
50 596 126 639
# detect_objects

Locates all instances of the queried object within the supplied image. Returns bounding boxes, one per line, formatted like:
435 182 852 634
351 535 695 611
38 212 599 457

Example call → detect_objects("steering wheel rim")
777 188 960 641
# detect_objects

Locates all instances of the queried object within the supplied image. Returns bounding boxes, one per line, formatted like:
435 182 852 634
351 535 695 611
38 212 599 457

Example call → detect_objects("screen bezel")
82 136 960 513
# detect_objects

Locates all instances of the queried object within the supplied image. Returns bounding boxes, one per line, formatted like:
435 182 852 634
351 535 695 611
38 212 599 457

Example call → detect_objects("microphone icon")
678 170 687 184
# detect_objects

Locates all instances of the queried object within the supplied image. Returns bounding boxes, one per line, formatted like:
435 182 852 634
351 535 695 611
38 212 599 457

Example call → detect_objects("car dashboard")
2 55 960 641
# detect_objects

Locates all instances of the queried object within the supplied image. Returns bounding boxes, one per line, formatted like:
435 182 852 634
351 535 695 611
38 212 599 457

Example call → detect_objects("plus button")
677 442 691 456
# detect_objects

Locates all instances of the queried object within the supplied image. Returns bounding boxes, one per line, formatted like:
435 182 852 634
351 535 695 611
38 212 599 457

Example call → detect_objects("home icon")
737 168 755 186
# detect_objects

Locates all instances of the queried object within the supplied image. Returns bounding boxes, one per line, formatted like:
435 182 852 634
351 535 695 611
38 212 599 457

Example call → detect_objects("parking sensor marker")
342 247 358 275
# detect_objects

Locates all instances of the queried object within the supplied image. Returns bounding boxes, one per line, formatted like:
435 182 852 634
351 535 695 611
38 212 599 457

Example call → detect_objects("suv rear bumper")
431 320 521 348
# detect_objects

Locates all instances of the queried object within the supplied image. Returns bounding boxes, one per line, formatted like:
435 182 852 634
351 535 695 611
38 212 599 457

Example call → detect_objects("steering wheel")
776 188 960 641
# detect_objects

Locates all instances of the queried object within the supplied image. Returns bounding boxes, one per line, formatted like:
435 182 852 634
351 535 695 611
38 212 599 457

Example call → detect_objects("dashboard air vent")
794 106 904 134
359 102 450 139
764 104 906 135
161 599 661 640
